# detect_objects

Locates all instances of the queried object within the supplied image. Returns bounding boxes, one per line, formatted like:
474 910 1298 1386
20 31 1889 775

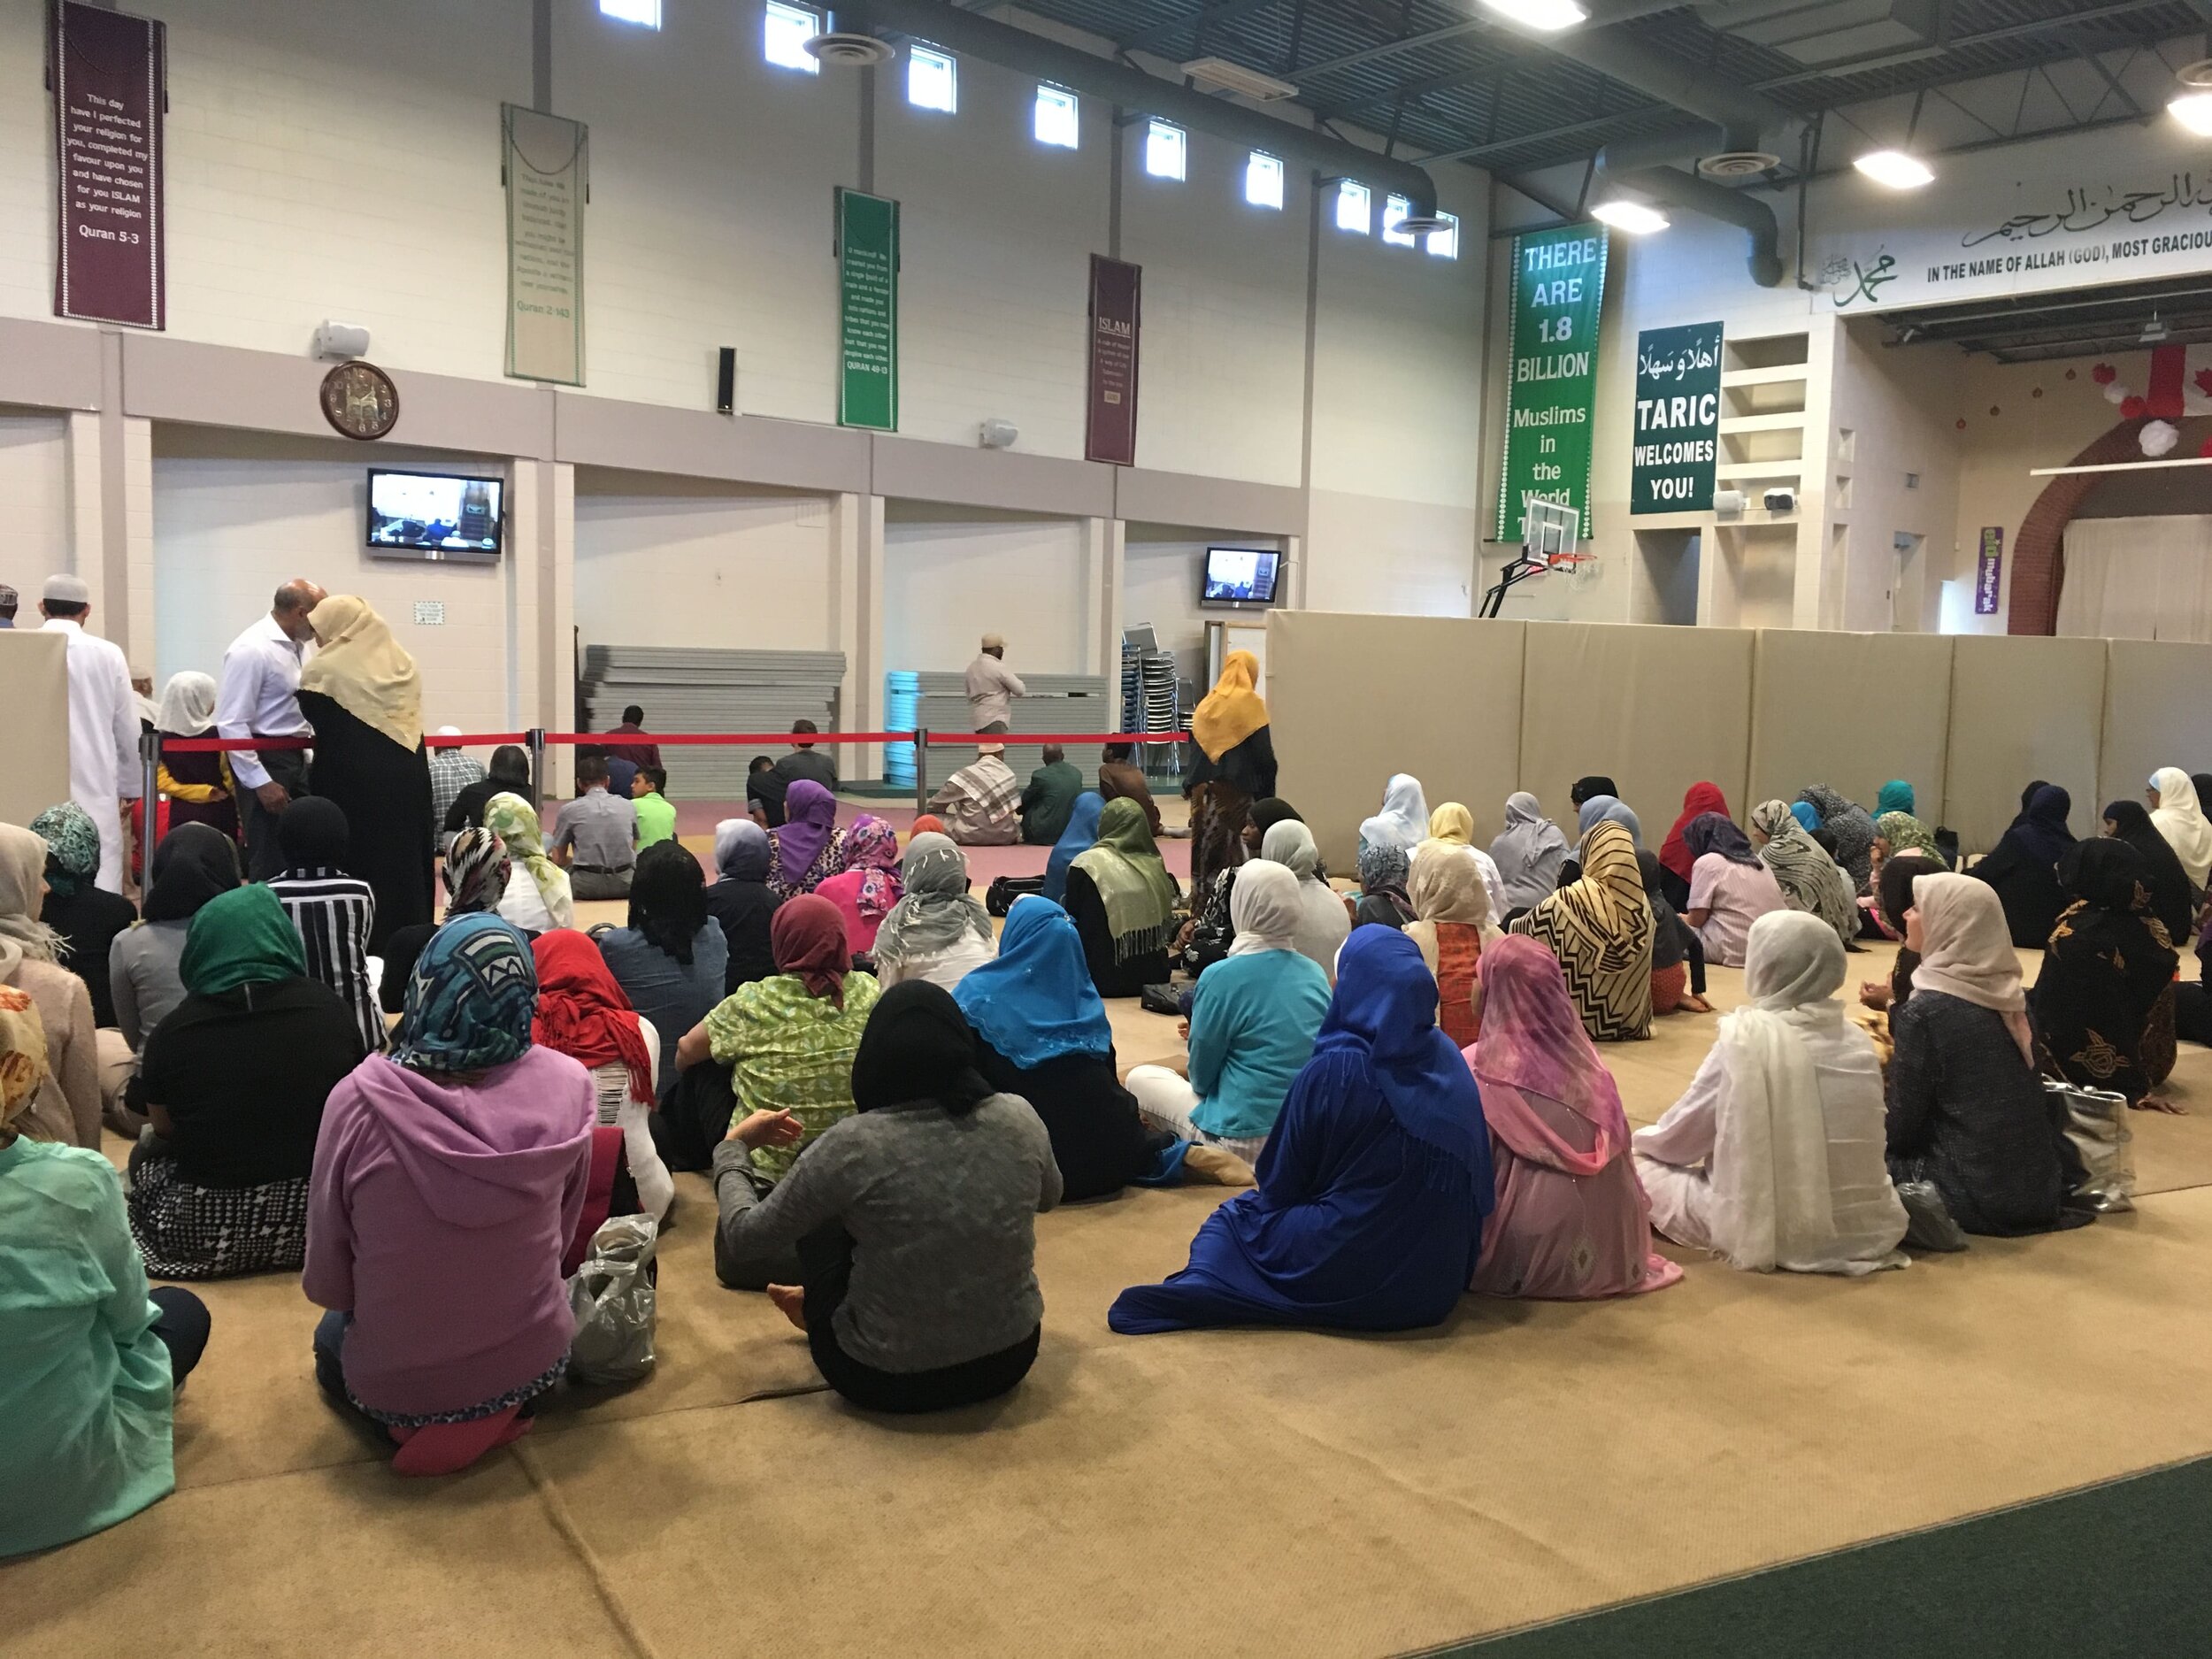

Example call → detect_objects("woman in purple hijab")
767 779 846 900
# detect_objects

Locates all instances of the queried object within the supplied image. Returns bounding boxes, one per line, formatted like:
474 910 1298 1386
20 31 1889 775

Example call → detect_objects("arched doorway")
2008 419 2162 634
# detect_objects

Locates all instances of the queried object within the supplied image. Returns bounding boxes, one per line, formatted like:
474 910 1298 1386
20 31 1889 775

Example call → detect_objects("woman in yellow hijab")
1183 650 1276 903
296 595 435 949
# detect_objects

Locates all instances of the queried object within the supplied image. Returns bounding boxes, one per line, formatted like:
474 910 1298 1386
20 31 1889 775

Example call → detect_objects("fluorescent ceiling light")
1180 56 1298 101
1591 198 1668 234
2170 92 2212 135
1854 149 1934 189
1479 0 1588 31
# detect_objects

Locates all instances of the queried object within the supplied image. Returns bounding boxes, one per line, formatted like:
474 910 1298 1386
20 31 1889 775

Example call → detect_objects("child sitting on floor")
633 766 676 850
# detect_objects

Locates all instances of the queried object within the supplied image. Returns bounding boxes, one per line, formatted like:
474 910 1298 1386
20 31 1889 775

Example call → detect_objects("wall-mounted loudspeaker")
313 321 371 360
1763 487 1798 513
979 417 1018 449
1712 488 1746 518
715 348 736 415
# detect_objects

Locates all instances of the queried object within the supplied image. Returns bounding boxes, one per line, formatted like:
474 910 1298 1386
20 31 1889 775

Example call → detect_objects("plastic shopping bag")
2047 1078 2135 1214
568 1213 659 1384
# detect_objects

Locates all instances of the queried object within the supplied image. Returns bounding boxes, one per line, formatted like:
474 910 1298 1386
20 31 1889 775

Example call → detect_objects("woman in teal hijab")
1041 791 1103 904
1877 780 1916 818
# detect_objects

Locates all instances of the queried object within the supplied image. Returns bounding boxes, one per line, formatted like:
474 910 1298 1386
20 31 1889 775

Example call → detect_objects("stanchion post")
913 727 929 819
527 728 547 814
139 729 161 859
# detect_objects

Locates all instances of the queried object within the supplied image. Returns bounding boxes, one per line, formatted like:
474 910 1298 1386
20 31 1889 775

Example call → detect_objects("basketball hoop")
1481 499 1585 616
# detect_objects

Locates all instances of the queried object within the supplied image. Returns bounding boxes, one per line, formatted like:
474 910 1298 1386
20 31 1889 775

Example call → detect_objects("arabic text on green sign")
838 188 898 431
1494 223 1606 543
1630 321 1723 516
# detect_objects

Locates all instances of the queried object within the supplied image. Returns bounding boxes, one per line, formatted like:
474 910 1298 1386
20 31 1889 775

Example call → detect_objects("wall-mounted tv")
1200 545 1280 606
367 469 504 563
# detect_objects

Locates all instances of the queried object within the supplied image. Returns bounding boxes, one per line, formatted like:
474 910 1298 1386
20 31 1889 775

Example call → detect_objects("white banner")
503 104 586 385
1809 123 2212 315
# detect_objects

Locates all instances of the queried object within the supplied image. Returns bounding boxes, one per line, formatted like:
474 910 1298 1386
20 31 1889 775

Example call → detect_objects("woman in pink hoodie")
304 913 594 1475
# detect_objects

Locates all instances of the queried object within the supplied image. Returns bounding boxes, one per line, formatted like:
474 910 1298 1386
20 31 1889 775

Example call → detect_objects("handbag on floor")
986 875 1045 917
568 1214 659 1385
2047 1078 2136 1213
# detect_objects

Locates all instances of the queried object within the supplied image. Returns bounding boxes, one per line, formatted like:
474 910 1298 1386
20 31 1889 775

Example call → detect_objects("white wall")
1121 529 1289 689
573 473 836 650
883 508 1088 674
151 431 512 731
0 411 71 616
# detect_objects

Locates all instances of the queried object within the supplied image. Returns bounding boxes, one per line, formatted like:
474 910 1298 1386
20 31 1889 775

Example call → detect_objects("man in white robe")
37 574 142 894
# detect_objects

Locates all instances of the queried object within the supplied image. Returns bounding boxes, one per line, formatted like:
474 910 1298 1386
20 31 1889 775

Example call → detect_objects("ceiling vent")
1698 150 1781 178
1179 56 1299 101
1694 0 1938 67
806 29 895 67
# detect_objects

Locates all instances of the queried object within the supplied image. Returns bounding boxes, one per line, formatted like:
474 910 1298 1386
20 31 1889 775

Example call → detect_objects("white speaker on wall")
978 417 1018 449
313 321 372 360
1712 488 1746 518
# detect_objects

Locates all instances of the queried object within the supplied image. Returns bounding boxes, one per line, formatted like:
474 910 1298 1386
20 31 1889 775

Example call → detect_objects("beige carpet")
12 940 2212 1658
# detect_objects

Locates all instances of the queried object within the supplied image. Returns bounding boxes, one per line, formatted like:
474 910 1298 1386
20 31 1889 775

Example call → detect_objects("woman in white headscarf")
1260 818 1350 983
1885 872 2086 1238
1358 773 1430 858
2147 767 2212 891
1633 910 1909 1274
153 671 238 843
1126 861 1332 1164
1489 792 1569 913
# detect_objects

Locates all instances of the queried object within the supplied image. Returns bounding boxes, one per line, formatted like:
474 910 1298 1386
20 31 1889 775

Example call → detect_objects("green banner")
837 188 898 431
1630 321 1724 515
1494 223 1607 542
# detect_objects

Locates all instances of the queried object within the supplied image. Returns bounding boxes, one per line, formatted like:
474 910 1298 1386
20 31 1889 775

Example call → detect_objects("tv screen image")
1201 546 1279 605
367 470 504 561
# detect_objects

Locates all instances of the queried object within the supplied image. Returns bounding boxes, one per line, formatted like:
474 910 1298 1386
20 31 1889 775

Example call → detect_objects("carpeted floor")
11 893 2212 1657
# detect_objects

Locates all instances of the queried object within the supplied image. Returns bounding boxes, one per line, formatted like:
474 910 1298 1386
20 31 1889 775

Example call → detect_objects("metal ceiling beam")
1749 0 2179 90
1292 18 1485 79
1117 0 1280 57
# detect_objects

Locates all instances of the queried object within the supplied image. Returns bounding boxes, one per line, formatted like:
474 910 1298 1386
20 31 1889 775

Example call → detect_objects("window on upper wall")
764 1 819 73
1381 195 1417 247
1245 151 1284 210
1034 83 1079 148
599 0 661 26
1145 119 1187 181
1335 179 1371 233
908 43 956 112
1425 211 1461 259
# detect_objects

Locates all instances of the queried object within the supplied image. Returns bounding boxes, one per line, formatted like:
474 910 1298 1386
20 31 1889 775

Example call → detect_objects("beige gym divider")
1268 612 1526 872
2098 640 2212 816
0 632 73 830
1518 620 1755 843
1943 634 2108 849
1748 631 1955 829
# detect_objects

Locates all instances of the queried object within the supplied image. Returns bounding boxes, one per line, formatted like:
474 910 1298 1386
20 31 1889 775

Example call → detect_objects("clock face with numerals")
319 361 400 441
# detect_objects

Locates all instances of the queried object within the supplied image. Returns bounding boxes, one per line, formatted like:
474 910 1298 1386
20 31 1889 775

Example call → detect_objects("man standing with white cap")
37 574 141 893
216 578 326 880
964 632 1026 734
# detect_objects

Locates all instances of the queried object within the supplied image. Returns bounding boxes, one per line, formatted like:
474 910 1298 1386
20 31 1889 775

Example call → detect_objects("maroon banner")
1086 254 1141 466
51 1 165 329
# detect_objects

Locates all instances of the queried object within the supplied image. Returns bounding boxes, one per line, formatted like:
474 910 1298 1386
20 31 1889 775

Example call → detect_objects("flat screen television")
1200 545 1280 606
366 469 504 562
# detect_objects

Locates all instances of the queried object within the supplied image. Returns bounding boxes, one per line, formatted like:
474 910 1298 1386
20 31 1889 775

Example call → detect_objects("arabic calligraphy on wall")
1806 126 2212 315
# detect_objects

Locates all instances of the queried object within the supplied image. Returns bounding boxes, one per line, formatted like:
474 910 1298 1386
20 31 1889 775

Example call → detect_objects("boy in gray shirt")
550 750 637 899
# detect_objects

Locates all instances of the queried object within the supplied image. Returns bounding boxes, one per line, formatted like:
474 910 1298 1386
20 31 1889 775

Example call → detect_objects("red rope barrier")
163 736 317 752
165 729 1187 753
537 731 912 747
923 732 1187 747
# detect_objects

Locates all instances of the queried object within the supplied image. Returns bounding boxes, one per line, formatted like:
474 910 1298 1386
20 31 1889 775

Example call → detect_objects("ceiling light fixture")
1854 150 1934 189
1179 56 1299 101
2170 90 2212 135
1591 198 1668 234
1479 0 1588 32
2142 311 2170 344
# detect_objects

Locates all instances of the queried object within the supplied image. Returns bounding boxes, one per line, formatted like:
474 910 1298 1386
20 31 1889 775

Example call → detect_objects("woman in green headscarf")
1876 780 1916 818
31 801 137 1031
127 885 367 1279
1066 797 1182 997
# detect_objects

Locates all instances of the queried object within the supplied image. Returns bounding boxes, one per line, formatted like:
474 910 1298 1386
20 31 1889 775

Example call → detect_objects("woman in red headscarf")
1656 781 1731 912
531 930 673 1225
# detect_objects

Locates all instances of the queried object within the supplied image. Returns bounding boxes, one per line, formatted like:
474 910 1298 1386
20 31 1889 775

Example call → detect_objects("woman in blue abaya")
1108 926 1492 1334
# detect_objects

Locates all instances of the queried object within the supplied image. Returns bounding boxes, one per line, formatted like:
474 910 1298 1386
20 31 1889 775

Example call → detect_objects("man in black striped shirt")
267 798 383 1054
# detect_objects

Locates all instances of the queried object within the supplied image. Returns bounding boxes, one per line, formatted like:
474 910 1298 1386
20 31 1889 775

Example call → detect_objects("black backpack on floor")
986 875 1046 917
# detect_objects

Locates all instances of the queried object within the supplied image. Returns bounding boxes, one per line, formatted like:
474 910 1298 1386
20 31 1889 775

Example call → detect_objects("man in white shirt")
964 632 1026 733
216 578 326 879
36 575 142 894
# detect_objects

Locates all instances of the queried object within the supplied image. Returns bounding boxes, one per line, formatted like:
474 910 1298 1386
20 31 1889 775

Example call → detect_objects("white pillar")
830 492 886 781
1083 515 1125 680
63 410 106 614
507 457 576 796
122 415 155 675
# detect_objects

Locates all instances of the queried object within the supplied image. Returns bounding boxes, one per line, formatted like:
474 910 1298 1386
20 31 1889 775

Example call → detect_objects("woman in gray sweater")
713 979 1062 1413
